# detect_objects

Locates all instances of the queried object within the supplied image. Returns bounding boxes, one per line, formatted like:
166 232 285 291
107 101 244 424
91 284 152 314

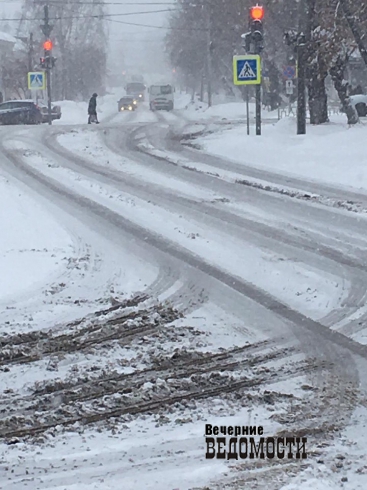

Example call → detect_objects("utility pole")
250 6 264 136
296 34 306 135
284 0 307 134
41 5 53 125
297 0 307 134
200 72 204 102
206 5 212 107
28 32 33 99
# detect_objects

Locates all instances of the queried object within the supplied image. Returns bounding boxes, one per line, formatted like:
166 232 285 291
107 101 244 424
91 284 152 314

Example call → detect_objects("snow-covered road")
1 101 367 489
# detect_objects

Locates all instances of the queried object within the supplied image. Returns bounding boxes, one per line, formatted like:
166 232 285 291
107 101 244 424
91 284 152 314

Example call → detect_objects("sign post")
246 86 250 135
233 55 262 135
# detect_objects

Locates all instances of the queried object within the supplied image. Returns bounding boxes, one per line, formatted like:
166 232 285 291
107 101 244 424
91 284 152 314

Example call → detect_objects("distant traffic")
117 83 175 114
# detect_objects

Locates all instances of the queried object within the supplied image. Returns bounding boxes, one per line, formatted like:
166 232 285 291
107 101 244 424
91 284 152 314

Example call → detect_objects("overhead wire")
0 8 177 21
33 1 175 4
106 17 207 30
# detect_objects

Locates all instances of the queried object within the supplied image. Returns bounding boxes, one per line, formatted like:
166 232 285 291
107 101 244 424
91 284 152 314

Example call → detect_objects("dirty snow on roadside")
0 289 322 490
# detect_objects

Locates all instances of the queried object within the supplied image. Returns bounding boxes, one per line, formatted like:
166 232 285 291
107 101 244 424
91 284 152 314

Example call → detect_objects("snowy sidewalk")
195 115 367 193
0 174 72 307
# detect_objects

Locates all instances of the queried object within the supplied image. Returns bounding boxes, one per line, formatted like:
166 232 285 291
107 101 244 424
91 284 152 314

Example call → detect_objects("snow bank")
181 98 280 122
197 115 367 192
173 92 192 110
53 92 119 125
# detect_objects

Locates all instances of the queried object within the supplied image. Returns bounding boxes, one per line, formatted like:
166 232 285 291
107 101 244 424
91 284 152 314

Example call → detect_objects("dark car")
118 96 137 112
0 100 42 125
38 101 62 123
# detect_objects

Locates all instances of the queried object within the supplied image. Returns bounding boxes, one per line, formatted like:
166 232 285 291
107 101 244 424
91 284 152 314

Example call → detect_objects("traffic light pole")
255 84 261 135
246 86 250 135
42 5 53 126
28 32 34 99
46 65 52 126
240 6 263 136
251 7 263 136
254 37 262 136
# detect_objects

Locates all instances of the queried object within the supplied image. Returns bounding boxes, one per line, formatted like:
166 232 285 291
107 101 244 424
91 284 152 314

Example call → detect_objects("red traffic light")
250 5 264 20
43 39 53 51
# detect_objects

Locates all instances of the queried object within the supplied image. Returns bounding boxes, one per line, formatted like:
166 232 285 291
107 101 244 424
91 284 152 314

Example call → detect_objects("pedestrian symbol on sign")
238 62 256 79
28 71 46 90
31 73 43 88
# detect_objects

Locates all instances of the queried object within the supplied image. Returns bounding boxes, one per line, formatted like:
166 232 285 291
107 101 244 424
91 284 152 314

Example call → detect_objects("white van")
148 84 174 111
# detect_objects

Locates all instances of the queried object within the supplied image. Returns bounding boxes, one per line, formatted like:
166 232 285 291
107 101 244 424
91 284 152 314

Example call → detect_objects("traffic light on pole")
250 5 264 48
42 39 56 69
43 39 53 54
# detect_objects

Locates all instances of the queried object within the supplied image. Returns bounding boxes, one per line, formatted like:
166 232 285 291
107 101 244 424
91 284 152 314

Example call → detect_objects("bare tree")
165 0 367 123
18 0 108 100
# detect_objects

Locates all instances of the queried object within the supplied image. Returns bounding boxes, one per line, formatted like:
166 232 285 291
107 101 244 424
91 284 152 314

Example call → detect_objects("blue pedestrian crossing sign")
28 72 46 90
233 55 261 85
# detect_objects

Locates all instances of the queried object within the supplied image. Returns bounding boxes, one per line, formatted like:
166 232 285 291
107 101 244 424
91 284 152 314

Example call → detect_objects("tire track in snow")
0 134 362 447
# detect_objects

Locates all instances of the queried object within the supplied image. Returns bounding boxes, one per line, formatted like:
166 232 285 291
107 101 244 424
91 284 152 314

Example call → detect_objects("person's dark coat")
88 95 97 115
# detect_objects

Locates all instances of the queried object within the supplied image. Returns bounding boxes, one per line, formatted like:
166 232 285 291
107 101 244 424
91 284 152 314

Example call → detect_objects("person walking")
88 93 99 124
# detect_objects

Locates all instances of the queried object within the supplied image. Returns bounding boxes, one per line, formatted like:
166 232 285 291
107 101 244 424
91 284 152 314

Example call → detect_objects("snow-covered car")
346 94 367 117
0 100 42 125
38 102 62 122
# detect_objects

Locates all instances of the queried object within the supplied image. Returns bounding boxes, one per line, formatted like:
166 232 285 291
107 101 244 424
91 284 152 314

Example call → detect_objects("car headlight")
133 100 137 105
128 106 132 110
139 94 142 98
120 107 124 111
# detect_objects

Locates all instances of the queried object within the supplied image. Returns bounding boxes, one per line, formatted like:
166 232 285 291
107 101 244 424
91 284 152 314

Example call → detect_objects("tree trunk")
330 56 359 125
307 63 329 124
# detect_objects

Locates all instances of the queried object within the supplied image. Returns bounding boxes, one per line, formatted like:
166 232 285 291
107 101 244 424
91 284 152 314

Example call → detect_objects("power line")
112 38 164 41
0 9 177 21
33 1 175 4
107 18 208 30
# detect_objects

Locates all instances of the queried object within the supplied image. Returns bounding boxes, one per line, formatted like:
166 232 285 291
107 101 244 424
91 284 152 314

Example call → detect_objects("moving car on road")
0 100 42 125
118 96 137 112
